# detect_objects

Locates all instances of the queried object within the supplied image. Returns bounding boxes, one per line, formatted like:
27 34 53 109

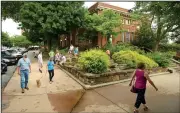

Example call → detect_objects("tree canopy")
134 1 180 51
2 32 12 47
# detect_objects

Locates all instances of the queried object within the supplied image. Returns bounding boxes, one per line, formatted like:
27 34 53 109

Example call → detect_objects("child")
74 47 79 57
47 57 54 84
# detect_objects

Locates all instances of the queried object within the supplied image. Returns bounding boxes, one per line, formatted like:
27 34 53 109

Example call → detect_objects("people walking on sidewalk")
47 57 55 84
38 51 43 73
17 54 31 93
129 62 158 113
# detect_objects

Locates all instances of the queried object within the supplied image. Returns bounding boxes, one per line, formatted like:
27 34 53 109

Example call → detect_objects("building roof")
88 2 130 14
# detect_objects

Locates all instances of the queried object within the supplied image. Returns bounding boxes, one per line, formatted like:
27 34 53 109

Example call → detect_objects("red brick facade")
89 2 140 47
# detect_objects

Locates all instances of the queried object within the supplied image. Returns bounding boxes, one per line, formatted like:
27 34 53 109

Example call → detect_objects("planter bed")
60 64 170 86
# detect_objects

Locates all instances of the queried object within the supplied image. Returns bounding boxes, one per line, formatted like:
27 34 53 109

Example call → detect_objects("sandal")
144 106 149 111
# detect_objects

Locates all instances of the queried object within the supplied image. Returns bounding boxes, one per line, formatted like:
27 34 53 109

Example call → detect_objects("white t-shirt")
62 56 66 62
70 45 74 51
38 54 43 64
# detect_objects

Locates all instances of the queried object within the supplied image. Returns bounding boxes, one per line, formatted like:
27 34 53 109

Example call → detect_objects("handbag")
130 79 138 93
130 85 138 93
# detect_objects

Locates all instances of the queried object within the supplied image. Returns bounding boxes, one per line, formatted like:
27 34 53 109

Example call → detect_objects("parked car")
1 60 7 74
2 58 11 66
17 48 28 54
1 50 18 65
6 49 23 60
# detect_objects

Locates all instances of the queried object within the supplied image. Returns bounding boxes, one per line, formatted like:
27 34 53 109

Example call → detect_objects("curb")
2 66 17 92
58 65 171 90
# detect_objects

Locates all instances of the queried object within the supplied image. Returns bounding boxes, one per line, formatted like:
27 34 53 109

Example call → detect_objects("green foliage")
18 2 86 49
146 52 175 67
131 16 155 49
135 2 180 51
159 43 180 52
84 9 122 44
59 47 69 55
78 49 110 74
10 35 32 47
1 1 24 22
2 32 12 47
112 50 158 68
104 43 145 55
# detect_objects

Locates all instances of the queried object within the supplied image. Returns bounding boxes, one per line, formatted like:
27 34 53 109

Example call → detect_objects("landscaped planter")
60 64 170 85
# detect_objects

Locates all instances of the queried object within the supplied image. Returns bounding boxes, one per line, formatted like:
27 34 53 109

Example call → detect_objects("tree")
134 2 180 51
19 2 86 50
83 9 122 45
1 1 24 22
170 29 180 44
10 35 32 47
132 16 155 49
2 32 12 47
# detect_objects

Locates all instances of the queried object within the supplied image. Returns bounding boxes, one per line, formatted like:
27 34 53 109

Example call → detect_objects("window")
126 32 130 42
122 32 125 42
126 20 128 25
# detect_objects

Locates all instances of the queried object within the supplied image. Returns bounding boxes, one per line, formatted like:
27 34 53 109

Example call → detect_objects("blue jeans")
20 70 29 88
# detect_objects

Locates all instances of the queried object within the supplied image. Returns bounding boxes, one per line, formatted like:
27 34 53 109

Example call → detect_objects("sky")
2 2 135 37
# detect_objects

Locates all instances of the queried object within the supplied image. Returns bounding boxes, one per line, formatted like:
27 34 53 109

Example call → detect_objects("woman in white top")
38 51 43 73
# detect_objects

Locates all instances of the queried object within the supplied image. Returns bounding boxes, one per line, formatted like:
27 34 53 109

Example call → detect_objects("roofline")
88 2 130 13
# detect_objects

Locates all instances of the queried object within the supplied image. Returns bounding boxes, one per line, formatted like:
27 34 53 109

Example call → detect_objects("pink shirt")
135 69 147 89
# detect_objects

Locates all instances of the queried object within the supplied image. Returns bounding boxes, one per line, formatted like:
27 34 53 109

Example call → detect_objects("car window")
5 51 11 55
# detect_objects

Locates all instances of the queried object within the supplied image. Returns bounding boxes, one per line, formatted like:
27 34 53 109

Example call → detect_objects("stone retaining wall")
60 65 169 85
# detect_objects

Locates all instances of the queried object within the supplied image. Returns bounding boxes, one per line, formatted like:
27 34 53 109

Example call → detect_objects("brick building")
88 2 140 47
59 2 140 49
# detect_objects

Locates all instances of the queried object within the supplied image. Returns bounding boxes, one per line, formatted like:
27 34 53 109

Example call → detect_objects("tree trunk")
154 40 160 51
47 38 52 51
70 31 72 45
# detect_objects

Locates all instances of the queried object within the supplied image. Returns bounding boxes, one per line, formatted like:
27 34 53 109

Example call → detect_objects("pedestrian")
38 51 43 73
47 57 54 84
17 54 31 93
74 46 79 57
106 49 111 58
55 51 60 65
68 44 74 55
129 62 158 113
60 54 66 65
49 49 55 63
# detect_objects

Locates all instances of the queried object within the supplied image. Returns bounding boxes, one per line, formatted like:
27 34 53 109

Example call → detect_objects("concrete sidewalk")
2 59 180 113
72 72 180 113
2 62 84 112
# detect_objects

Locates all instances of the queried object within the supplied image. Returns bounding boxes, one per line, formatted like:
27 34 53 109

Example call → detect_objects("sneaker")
25 87 29 90
22 89 25 93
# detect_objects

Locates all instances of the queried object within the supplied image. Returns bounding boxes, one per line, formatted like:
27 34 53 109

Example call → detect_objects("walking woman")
129 62 158 113
47 57 54 84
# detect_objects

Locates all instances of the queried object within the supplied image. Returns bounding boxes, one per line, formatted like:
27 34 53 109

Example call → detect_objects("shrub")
146 52 175 67
78 49 110 74
112 50 158 68
59 47 68 55
104 42 145 55
159 43 180 52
